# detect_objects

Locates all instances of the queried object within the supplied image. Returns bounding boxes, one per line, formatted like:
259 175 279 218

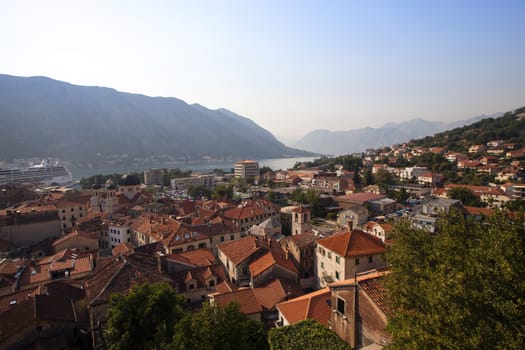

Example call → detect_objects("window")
368 255 373 263
188 284 195 290
355 257 360 265
220 236 225 242
335 256 340 264
327 252 332 259
320 262 324 269
337 297 345 314
230 234 234 240
335 271 340 280
209 280 215 287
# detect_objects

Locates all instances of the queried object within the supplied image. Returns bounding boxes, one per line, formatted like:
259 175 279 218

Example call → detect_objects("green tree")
385 209 525 349
374 168 394 187
447 187 484 207
504 199 525 211
212 168 225 176
105 283 187 350
268 319 350 350
171 302 268 350
362 169 374 187
187 185 212 199
212 183 234 200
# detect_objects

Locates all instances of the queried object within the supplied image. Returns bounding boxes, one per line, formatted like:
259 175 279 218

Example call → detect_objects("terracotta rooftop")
359 277 394 317
276 287 331 326
248 243 298 278
291 206 311 213
112 242 135 256
317 230 386 257
463 206 493 216
0 287 39 313
289 232 316 249
217 236 262 265
213 288 263 315
167 248 216 267
252 278 288 310
170 264 227 292
51 230 98 247
335 192 386 204
222 205 266 221
84 253 172 307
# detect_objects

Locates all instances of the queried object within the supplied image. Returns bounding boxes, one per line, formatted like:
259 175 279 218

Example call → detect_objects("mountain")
411 106 525 152
294 115 501 155
0 74 312 164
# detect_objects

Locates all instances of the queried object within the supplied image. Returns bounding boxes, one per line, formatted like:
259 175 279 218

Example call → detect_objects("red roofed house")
335 193 386 210
276 287 331 327
217 235 299 288
316 230 387 288
221 199 280 234
51 229 99 254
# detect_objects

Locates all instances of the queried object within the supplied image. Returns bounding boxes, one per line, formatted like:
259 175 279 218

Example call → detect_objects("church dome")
106 183 117 190
91 183 102 190
118 174 141 186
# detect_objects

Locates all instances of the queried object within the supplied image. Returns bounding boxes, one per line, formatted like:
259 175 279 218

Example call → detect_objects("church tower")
291 205 312 235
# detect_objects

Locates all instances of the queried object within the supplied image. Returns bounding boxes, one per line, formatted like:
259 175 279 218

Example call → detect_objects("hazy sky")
2 1 525 142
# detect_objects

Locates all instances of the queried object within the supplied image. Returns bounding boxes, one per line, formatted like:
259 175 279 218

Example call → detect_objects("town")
1 109 524 349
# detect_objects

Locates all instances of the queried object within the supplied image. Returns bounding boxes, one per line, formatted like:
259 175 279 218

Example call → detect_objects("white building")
170 174 216 191
234 160 259 178
316 230 387 288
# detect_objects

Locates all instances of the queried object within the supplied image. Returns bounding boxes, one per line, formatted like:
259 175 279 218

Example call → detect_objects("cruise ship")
0 160 73 186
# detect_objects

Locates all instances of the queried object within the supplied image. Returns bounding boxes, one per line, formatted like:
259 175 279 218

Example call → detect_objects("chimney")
253 237 259 249
156 252 167 273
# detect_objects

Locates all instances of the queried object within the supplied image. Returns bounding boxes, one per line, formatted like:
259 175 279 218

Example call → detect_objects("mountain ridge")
294 113 502 155
0 74 312 164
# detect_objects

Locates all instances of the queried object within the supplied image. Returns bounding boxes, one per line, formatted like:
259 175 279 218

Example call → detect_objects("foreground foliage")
105 283 267 350
385 209 525 349
105 283 187 350
268 320 350 350
171 302 268 350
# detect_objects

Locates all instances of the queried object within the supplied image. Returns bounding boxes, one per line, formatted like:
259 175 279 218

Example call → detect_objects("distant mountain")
0 74 312 164
294 114 501 155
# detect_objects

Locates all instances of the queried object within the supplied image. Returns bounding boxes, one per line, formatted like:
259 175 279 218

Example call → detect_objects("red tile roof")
317 230 386 257
359 277 394 317
335 192 386 204
276 288 331 326
217 236 262 265
252 278 288 310
167 248 216 267
213 288 263 315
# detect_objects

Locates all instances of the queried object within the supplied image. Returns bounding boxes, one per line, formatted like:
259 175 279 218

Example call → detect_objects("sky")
2 1 525 143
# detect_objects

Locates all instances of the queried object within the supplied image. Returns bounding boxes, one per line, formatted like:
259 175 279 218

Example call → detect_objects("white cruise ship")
0 160 73 186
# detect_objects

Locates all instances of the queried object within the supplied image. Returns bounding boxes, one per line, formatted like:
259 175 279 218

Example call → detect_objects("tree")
171 302 268 350
105 283 187 350
385 209 525 349
447 187 484 207
212 183 234 200
374 168 394 187
187 185 212 199
268 320 350 350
